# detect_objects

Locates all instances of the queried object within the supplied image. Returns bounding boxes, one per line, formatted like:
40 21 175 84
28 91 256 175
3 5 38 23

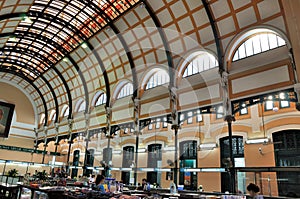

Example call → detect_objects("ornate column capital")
54 122 59 132
224 115 236 123
43 125 48 135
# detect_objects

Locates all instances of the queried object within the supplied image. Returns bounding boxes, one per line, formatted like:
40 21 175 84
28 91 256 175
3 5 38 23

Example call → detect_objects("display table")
0 182 19 199
18 185 65 199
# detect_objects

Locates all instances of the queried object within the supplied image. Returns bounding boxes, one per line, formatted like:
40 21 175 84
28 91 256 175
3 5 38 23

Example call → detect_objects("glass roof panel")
44 7 59 16
58 12 72 22
33 21 47 29
50 0 67 9
1 0 140 80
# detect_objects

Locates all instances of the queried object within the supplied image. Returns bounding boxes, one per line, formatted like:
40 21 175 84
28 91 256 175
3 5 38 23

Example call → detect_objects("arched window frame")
117 82 133 99
49 109 56 122
145 70 170 90
95 93 107 106
232 31 286 62
92 91 107 107
181 51 219 78
61 104 69 117
75 99 86 113
40 113 45 124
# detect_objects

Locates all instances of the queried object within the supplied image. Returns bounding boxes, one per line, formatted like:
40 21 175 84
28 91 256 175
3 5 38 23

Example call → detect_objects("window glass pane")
244 39 254 57
124 128 129 134
192 59 198 73
51 113 56 121
155 119 161 129
163 122 168 128
146 71 169 90
280 101 289 108
216 106 223 119
268 33 278 49
95 94 106 106
118 83 133 98
233 33 286 62
163 117 168 128
232 52 239 61
183 52 218 77
198 57 204 72
63 107 69 117
180 114 185 122
240 108 248 115
197 113 202 122
187 111 193 124
155 122 160 129
277 36 286 46
260 34 270 52
188 64 193 76
265 101 274 110
203 56 210 70
148 123 153 130
183 69 187 77
252 35 262 54
78 101 86 112
238 43 246 59
40 114 45 124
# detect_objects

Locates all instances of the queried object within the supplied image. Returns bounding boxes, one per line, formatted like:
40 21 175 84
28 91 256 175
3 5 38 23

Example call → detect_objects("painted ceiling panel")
217 16 236 37
210 1 231 19
236 6 257 29
257 0 281 20
231 0 251 10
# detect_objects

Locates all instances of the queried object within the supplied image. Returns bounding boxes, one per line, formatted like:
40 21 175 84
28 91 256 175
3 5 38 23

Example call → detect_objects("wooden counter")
19 185 65 199
0 183 19 199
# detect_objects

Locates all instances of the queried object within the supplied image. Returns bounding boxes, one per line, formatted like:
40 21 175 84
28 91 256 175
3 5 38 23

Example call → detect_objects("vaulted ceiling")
0 0 286 126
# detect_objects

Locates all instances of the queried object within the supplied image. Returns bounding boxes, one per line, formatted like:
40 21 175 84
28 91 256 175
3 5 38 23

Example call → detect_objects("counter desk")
0 182 19 199
18 185 65 199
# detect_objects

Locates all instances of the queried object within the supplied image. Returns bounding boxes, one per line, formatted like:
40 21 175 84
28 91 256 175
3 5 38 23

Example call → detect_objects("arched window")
75 99 86 112
49 109 56 122
61 105 69 117
40 113 45 124
117 83 133 99
146 70 170 90
95 93 107 106
232 32 286 61
92 91 107 107
183 52 218 77
63 106 69 117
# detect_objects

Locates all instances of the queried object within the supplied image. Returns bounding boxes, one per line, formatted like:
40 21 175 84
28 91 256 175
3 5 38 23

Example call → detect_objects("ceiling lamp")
81 42 88 49
22 16 32 23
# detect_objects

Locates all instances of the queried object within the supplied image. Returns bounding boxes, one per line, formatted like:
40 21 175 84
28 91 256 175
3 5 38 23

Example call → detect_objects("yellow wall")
0 136 34 148
198 148 221 192
0 82 35 124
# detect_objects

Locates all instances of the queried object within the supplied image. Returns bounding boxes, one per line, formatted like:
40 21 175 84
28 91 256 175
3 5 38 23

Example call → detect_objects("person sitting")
136 178 147 190
247 183 263 199
95 174 106 193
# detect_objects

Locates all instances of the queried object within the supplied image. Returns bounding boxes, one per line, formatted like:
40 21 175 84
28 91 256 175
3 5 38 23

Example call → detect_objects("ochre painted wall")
244 144 275 167
198 148 221 192
0 136 34 148
0 82 35 124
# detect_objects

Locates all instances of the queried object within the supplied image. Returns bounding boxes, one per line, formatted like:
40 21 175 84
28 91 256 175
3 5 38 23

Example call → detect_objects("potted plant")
36 170 48 181
7 168 18 177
